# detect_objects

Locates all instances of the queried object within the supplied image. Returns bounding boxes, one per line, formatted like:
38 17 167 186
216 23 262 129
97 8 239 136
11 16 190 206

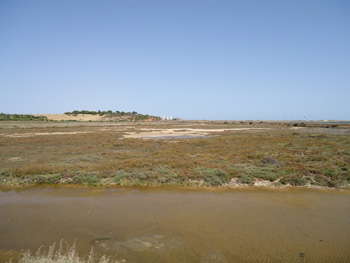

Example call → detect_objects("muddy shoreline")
1 183 349 193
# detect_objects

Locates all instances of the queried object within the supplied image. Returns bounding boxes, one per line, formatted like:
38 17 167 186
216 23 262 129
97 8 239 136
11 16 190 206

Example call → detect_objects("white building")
161 116 173 121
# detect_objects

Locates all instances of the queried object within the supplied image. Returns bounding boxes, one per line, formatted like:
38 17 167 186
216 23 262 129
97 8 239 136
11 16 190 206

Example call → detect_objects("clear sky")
1 0 349 120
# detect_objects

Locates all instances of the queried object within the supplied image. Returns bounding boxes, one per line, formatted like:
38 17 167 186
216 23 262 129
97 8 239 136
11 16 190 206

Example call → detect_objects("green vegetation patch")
195 168 230 186
72 172 101 186
113 170 130 184
238 174 255 185
156 166 183 185
245 166 278 182
280 175 310 186
33 174 62 184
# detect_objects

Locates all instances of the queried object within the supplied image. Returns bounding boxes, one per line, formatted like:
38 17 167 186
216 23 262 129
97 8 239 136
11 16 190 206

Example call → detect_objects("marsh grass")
195 168 230 186
72 172 101 186
1 121 349 188
245 166 278 182
33 174 62 184
238 174 255 185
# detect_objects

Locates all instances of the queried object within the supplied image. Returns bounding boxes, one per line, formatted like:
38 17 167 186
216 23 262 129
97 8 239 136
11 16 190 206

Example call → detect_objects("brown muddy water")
0 186 349 263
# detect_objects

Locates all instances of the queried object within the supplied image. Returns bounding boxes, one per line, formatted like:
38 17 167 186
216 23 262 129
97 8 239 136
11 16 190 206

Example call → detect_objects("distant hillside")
63 110 161 122
0 111 163 122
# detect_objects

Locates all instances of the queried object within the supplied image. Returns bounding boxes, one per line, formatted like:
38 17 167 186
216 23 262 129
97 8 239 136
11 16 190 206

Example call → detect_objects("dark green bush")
280 177 288 185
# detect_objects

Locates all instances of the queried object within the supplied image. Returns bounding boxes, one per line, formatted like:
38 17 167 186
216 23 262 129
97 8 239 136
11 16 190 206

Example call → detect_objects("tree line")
64 110 141 116
0 113 48 121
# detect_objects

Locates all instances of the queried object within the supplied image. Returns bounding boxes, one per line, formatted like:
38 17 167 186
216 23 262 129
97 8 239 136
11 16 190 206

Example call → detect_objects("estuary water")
0 186 349 262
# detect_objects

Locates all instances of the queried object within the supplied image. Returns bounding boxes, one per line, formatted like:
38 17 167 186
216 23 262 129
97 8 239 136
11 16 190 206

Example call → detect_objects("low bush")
33 174 62 184
0 169 12 177
246 167 278 182
312 175 329 187
195 168 230 186
155 166 183 185
283 175 310 186
72 172 100 186
238 174 254 185
114 170 129 184
86 175 100 186
261 157 279 165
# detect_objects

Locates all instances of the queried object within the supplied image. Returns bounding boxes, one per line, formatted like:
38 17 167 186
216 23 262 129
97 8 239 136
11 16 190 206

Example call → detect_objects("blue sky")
1 0 349 120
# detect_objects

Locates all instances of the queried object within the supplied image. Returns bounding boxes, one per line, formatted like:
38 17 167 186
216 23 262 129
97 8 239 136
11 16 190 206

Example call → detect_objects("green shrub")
72 172 100 185
114 170 129 184
130 171 151 181
288 176 310 186
155 166 182 185
157 173 182 185
327 180 337 187
72 174 86 184
261 157 279 165
246 167 278 182
312 175 329 186
86 175 100 186
195 168 230 186
34 174 62 184
238 174 254 185
0 169 12 177
280 177 288 185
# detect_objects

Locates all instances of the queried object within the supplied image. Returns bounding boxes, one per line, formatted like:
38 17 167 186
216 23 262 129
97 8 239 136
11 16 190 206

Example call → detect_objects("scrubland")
0 120 349 189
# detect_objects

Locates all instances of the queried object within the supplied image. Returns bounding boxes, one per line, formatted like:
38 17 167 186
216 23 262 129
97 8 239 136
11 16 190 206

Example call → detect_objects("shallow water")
0 186 350 262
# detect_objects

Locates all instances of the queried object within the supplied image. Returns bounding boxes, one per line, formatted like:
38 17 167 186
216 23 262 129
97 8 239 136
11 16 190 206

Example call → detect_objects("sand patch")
8 157 20 160
123 128 270 139
36 114 105 121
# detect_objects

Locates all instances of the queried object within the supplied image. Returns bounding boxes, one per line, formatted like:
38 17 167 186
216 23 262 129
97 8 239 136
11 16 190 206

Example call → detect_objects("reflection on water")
0 186 350 262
